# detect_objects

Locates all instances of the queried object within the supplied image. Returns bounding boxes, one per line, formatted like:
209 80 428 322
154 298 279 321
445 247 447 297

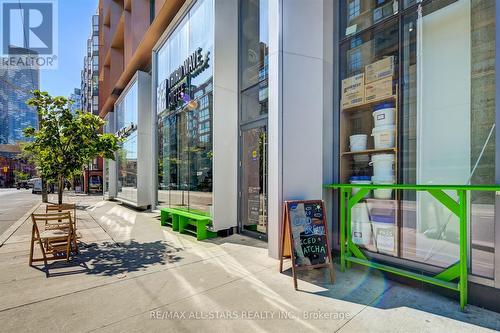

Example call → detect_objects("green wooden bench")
160 207 217 241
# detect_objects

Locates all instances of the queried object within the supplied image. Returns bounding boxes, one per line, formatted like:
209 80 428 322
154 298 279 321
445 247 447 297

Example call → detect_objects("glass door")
240 123 268 238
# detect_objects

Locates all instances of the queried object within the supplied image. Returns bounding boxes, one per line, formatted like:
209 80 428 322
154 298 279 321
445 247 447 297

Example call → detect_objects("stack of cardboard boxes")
341 56 395 109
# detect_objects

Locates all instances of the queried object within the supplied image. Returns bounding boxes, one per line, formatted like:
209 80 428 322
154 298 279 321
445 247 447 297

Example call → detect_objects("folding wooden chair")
46 203 80 246
46 203 77 230
29 212 77 268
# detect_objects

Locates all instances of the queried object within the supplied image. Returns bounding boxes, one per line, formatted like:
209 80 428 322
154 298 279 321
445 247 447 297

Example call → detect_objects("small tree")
13 170 29 183
23 90 120 204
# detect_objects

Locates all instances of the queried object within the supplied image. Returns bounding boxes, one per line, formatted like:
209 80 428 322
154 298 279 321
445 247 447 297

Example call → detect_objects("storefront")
106 71 152 208
338 0 497 286
103 0 500 308
151 0 269 238
152 0 238 231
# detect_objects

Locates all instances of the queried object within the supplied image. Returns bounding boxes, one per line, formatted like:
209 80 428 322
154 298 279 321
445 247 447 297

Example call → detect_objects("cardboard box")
365 76 394 102
341 73 365 109
365 56 395 83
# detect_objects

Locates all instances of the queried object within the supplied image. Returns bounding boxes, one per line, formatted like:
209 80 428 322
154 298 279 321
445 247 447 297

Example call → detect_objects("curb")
0 202 40 247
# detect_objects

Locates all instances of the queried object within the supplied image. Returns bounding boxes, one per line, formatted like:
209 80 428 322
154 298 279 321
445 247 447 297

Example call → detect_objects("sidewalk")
0 195 499 332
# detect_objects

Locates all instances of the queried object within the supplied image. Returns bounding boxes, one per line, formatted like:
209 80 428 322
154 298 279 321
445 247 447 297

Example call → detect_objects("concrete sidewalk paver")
0 195 499 332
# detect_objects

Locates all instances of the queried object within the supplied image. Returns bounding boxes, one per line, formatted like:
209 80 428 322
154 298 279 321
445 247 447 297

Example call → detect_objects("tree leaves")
22 90 121 185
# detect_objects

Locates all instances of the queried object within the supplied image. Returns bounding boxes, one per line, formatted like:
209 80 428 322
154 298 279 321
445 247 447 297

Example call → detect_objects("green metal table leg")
172 215 179 231
458 189 468 311
340 189 346 272
178 216 188 233
196 220 207 241
346 191 352 270
160 210 167 226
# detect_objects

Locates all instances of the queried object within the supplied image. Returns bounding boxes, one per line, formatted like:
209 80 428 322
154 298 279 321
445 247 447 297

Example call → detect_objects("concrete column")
267 0 334 259
212 0 239 231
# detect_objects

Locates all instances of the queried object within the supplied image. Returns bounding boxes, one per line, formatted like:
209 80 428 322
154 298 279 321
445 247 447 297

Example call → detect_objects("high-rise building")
81 14 99 116
80 12 102 194
0 47 39 144
69 88 82 114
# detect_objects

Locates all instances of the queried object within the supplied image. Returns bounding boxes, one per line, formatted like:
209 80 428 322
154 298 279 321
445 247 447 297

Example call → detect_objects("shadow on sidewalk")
279 262 500 332
33 240 183 278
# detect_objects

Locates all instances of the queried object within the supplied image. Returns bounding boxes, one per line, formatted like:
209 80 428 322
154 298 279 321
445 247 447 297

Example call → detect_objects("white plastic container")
372 104 395 127
350 134 368 152
372 125 396 149
372 176 396 199
352 221 373 246
352 203 372 246
350 177 371 199
351 202 370 223
370 153 395 178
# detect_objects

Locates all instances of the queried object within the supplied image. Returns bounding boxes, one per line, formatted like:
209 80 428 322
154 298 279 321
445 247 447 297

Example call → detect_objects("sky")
40 0 99 97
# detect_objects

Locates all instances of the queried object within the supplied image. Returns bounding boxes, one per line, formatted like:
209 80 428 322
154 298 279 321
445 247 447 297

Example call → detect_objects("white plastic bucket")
352 221 372 246
372 176 395 199
350 179 371 199
370 153 395 178
372 221 396 254
350 134 367 152
351 202 370 223
372 125 395 149
372 107 395 127
352 203 372 246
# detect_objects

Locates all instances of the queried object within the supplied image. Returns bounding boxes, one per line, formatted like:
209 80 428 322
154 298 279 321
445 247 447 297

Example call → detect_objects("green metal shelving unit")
324 183 500 310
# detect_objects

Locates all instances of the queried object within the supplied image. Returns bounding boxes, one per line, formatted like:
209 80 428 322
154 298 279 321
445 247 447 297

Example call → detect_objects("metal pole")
346 190 352 270
459 189 468 310
340 189 346 272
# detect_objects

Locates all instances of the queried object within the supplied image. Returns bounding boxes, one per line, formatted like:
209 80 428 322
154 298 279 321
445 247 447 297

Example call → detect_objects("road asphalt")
0 188 40 235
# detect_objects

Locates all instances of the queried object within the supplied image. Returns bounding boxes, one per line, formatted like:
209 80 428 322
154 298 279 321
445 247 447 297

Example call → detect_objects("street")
0 188 40 236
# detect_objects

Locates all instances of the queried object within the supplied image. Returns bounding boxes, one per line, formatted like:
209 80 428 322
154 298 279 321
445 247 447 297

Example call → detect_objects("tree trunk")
41 177 48 203
58 176 64 204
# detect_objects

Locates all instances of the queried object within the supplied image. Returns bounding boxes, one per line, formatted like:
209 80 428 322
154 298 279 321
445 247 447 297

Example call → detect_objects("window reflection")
240 0 269 123
341 0 398 38
115 81 138 202
240 0 269 91
117 132 138 202
340 0 496 279
157 0 214 214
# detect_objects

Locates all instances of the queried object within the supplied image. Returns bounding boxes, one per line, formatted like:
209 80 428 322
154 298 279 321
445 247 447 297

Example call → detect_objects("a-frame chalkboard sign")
279 200 335 289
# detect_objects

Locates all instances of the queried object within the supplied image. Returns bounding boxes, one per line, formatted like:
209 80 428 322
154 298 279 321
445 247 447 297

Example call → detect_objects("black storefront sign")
157 47 210 113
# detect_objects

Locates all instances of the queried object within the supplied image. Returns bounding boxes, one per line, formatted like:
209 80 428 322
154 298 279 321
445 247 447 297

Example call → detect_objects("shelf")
342 148 397 157
342 95 397 113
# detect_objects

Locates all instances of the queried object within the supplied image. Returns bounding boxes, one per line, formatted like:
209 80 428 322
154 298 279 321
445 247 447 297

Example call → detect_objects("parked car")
17 181 29 190
89 175 103 193
32 178 42 194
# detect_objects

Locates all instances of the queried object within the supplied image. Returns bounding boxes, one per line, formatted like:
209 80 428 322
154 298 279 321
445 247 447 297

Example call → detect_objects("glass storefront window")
339 0 496 279
340 0 399 38
103 114 111 194
117 132 138 202
115 81 138 202
157 0 214 214
240 79 268 123
240 0 269 125
240 0 269 92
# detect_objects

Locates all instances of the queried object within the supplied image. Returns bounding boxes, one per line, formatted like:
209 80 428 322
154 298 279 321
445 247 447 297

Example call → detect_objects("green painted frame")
324 183 500 311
